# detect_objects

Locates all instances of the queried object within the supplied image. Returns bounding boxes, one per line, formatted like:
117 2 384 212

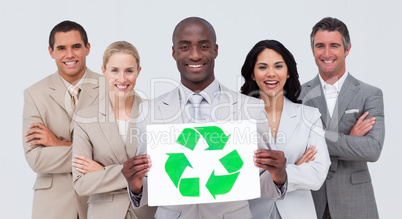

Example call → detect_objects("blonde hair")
102 41 140 70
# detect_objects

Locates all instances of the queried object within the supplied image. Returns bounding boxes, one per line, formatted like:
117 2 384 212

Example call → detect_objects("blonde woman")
72 41 156 218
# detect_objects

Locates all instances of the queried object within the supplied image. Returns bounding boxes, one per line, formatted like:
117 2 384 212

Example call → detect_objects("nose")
65 48 74 59
118 72 126 82
266 67 275 77
188 47 202 61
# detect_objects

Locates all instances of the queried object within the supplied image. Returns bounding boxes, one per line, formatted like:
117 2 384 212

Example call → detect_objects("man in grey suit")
23 21 100 219
300 17 385 219
122 17 288 218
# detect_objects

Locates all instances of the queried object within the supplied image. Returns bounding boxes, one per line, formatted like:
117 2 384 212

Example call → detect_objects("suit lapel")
159 88 184 124
303 76 330 129
215 85 238 121
125 92 143 158
76 69 100 111
48 72 72 116
70 69 101 135
329 74 360 130
98 97 129 164
276 97 297 148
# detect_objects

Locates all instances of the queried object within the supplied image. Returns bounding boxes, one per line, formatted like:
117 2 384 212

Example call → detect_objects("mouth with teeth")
187 64 205 69
115 84 130 91
264 81 279 88
323 60 334 64
64 61 78 67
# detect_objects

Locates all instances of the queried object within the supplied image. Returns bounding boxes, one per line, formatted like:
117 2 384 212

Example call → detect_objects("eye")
127 69 134 74
57 47 66 51
73 45 82 49
111 69 118 73
257 65 267 70
275 64 283 69
179 45 188 50
200 45 210 50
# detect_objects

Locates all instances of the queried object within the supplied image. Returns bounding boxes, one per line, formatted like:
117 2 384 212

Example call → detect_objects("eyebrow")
256 61 284 65
177 40 212 44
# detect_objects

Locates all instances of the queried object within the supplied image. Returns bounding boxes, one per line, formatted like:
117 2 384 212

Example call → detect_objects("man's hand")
25 123 71 147
296 145 317 166
121 154 151 195
254 149 287 186
349 111 376 136
73 155 104 174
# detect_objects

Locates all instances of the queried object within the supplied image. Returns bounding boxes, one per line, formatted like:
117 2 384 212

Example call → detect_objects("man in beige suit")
22 20 100 219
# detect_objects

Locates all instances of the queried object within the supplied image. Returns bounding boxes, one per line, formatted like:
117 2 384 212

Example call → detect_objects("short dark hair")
310 17 351 51
172 17 217 45
49 20 88 50
241 40 301 104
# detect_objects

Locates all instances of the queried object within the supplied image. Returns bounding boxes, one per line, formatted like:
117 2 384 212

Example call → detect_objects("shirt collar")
319 70 349 92
59 71 87 90
179 79 220 105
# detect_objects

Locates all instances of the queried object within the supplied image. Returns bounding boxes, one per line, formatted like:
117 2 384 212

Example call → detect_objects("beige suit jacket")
72 89 156 219
22 69 101 219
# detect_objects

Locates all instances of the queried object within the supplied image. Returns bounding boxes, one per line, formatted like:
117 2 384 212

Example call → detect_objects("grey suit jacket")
72 89 156 219
249 97 330 219
132 83 284 219
22 69 100 219
300 73 385 219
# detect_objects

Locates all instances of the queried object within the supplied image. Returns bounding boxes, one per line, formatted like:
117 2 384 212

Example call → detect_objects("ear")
85 42 91 56
136 67 142 78
251 72 255 81
344 45 351 57
101 65 106 76
214 44 219 59
172 46 177 60
48 46 55 59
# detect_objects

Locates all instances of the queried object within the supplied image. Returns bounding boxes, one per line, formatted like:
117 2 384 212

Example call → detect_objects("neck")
109 91 135 120
60 68 86 85
320 70 345 85
182 76 214 93
260 92 284 115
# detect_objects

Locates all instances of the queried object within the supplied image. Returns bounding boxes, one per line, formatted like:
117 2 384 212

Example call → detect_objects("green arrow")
165 153 192 188
176 128 200 150
219 150 244 173
205 171 240 199
179 177 200 197
194 126 230 150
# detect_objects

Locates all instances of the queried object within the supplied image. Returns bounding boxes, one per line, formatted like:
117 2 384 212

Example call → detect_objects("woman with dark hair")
242 40 330 219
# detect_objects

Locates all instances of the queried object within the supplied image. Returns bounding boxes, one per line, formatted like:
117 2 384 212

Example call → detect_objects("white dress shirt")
319 71 348 117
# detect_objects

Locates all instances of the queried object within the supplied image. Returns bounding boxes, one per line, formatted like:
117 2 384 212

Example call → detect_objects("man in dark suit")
300 17 385 219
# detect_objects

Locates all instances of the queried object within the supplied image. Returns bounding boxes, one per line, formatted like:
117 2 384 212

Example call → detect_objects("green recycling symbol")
164 126 243 199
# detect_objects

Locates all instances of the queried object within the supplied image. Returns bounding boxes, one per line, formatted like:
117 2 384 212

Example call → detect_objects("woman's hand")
73 155 104 174
296 145 317 166
254 149 287 186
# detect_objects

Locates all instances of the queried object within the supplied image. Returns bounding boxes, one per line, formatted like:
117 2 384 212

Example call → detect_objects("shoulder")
24 73 55 95
290 100 322 122
355 78 383 95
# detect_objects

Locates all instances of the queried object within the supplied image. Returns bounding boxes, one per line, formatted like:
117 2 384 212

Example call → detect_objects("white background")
0 0 400 218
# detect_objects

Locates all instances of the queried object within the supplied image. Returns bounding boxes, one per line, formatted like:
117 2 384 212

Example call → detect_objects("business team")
23 16 384 219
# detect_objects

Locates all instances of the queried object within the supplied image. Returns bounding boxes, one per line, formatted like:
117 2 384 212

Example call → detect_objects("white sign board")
146 120 261 206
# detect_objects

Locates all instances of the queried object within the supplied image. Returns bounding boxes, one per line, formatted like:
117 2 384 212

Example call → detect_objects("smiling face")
48 30 90 84
172 20 218 91
313 30 351 82
252 48 289 98
102 52 140 97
